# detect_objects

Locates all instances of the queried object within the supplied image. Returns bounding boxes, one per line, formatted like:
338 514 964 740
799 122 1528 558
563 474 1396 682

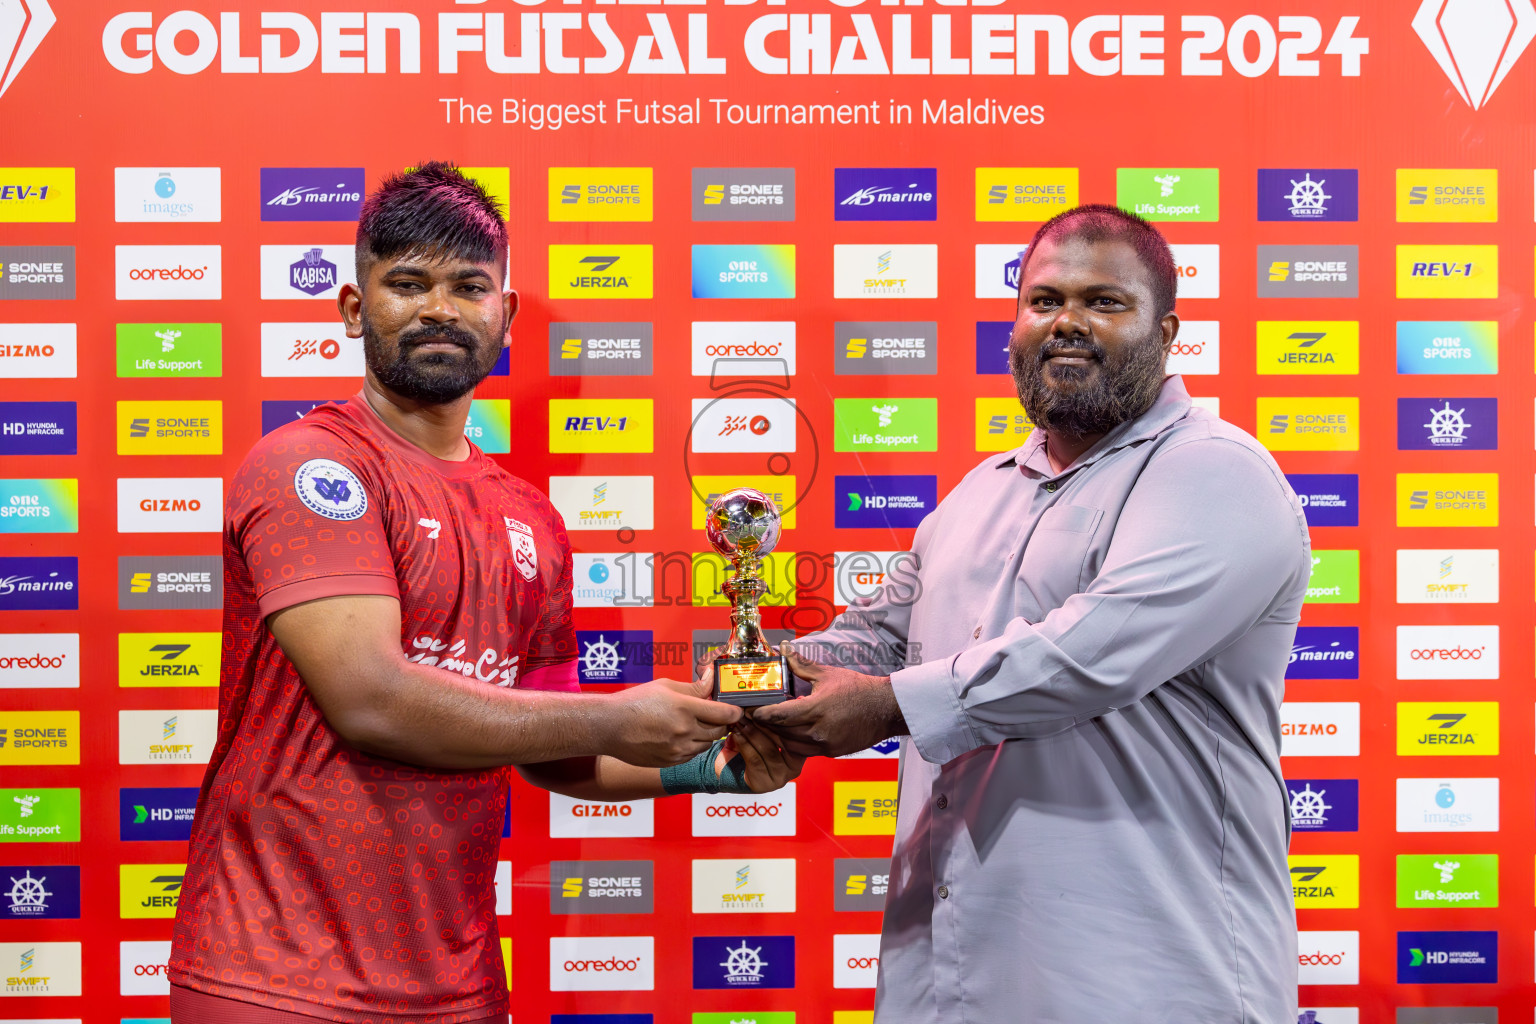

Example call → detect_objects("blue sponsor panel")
975 322 1012 374
491 347 510 376
1288 626 1359 680
260 399 344 436
1396 397 1497 451
551 1017 654 1024
692 935 795 989
1286 474 1358 528
0 556 78 610
835 475 938 530
834 168 938 221
120 787 200 841
1 864 80 919
576 630 654 685
1285 779 1358 832
1396 321 1497 374
0 401 76 455
260 168 366 221
1256 169 1359 222
1397 931 1497 984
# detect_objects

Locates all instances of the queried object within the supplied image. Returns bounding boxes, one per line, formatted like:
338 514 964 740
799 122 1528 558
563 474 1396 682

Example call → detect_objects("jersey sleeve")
229 428 400 619
519 530 577 692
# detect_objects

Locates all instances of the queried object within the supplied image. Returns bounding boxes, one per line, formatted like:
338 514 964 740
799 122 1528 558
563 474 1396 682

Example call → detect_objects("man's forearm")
518 756 667 801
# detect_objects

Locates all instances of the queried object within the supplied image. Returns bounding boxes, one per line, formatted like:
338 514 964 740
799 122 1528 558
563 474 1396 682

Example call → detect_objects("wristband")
658 737 753 795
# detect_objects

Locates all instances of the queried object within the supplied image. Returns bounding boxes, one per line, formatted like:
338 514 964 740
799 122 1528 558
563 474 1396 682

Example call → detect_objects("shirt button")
937 885 950 899
972 626 981 639
936 794 948 810
1044 481 1058 492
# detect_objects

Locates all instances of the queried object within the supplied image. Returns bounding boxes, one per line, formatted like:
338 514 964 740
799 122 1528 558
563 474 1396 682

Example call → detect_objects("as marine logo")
293 459 368 521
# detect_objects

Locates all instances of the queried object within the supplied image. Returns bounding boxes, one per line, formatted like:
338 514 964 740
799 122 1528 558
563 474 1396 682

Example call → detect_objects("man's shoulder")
474 459 569 540
1155 408 1285 474
242 401 373 470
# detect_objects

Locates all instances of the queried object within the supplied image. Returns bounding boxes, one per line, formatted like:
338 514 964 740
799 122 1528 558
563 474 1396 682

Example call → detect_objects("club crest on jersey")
294 459 369 521
505 515 538 581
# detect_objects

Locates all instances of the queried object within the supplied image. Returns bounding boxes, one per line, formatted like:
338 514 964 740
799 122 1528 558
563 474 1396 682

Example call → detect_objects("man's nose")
1051 302 1090 338
418 284 459 323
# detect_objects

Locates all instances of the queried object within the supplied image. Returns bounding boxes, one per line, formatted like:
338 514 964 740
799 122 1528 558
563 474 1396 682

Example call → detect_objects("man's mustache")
1036 338 1106 363
400 325 478 351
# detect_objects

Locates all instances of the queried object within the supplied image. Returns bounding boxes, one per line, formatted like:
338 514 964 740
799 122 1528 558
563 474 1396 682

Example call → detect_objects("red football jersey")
170 394 576 1024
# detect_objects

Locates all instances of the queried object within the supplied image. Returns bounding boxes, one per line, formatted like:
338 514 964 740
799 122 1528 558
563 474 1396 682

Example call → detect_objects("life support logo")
294 459 368 522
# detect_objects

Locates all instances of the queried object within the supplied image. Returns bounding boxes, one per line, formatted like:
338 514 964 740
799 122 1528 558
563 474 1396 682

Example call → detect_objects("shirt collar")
992 375 1194 479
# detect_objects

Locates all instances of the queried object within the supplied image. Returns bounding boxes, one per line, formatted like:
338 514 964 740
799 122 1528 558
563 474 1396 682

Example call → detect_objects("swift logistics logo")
0 940 82 995
0 556 77 611
116 323 222 378
975 167 1077 220
114 167 221 223
118 708 218 764
1255 322 1359 375
1286 474 1358 527
0 479 75 533
260 244 356 299
549 793 655 839
1256 169 1358 222
1413 0 1533 110
549 245 654 299
835 781 898 836
1256 245 1358 298
1396 625 1499 680
118 555 222 610
1396 472 1497 527
548 476 654 532
575 631 653 685
1396 854 1497 908
116 245 221 300
833 399 937 452
1115 168 1218 221
119 787 199 841
1396 169 1497 221
1306 551 1360 604
834 857 892 911
0 710 77 765
834 168 937 221
1279 702 1360 757
1396 549 1498 604
1397 397 1497 450
119 863 186 918
692 935 795 989
692 167 795 221
548 167 653 222
1396 778 1499 833
1396 702 1499 755
0 1 56 100
549 322 653 376
0 632 78 688
0 787 79 842
0 245 75 299
975 397 1035 451
118 632 219 687
836 475 937 529
549 399 653 454
1398 321 1498 374
692 244 796 299
549 860 654 914
116 400 222 455
1258 397 1359 451
834 245 938 299
1288 854 1360 909
836 321 937 375
691 858 796 913
0 167 73 222
1396 931 1497 983
1286 779 1359 832
1396 245 1498 298
0 322 75 377
1288 626 1359 679
260 168 364 221
116 478 221 533
2 865 79 919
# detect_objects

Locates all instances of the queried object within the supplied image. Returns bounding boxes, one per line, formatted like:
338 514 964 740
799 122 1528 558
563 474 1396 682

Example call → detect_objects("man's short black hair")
355 162 508 283
1019 204 1178 318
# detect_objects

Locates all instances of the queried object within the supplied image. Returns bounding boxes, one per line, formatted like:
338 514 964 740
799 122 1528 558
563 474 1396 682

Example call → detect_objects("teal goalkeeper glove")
658 736 752 795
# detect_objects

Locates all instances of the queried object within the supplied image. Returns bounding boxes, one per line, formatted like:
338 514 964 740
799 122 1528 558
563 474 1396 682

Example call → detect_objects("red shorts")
169 985 506 1024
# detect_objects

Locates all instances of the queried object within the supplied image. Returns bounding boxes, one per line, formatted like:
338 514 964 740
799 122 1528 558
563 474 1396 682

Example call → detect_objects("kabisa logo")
835 782 898 836
833 168 937 221
835 244 938 299
1397 397 1496 451
550 936 655 992
1115 168 1219 221
692 167 796 222
293 459 369 522
3 865 79 920
1396 244 1499 298
549 322 654 377
1255 322 1359 375
1256 245 1358 297
1396 321 1498 375
693 935 795 990
0 0 55 100
550 859 655 914
1396 930 1497 984
692 244 796 299
0 245 75 299
549 245 654 299
836 475 936 529
548 167 653 222
290 247 337 296
972 243 1031 298
576 631 653 685
0 401 74 455
1396 472 1498 527
1397 777 1499 833
260 244 355 299
1287 627 1359 679
1256 169 1358 222
0 167 73 223
1289 855 1360 909
1287 779 1358 832
1412 2 1531 110
119 786 199 841
0 556 77 611
975 167 1078 221
1396 702 1499 755
260 168 364 221
835 321 937 375
1257 397 1358 452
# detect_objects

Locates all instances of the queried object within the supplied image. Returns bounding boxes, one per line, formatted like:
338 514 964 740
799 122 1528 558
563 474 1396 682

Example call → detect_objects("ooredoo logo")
119 938 171 995
0 633 77 688
115 245 222 300
692 321 797 377
1396 625 1498 680
833 933 881 989
1164 321 1219 375
1297 930 1358 984
550 936 654 991
693 784 797 837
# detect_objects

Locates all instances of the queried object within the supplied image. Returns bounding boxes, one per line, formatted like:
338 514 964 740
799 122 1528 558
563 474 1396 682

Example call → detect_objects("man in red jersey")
169 163 801 1024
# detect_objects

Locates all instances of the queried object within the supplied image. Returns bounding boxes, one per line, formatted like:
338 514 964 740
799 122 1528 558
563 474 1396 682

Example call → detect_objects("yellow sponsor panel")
691 551 797 607
116 400 223 455
1396 473 1498 528
1396 245 1498 299
548 167 654 222
1396 169 1497 222
0 710 79 765
120 863 186 919
458 167 511 221
1288 854 1360 910
975 397 1034 451
1255 397 1359 451
548 245 654 299
834 1015 875 1024
1397 701 1499 756
1255 322 1359 375
975 168 1078 221
0 168 76 223
835 781 899 836
548 399 653 454
691 475 797 530
119 632 221 688
501 936 512 990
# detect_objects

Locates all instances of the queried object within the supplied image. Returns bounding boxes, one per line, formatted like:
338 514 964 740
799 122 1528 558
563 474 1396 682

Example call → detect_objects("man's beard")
1010 328 1168 439
362 312 503 405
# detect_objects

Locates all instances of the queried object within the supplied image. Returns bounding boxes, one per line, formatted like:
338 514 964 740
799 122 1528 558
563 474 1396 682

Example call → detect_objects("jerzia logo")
0 0 55 99
1413 0 1533 110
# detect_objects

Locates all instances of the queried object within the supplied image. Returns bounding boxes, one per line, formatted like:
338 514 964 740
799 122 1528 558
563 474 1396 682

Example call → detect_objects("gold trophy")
704 486 792 706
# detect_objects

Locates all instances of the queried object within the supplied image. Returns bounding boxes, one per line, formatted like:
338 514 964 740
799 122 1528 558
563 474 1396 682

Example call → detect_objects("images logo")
1396 930 1497 984
549 399 653 454
692 785 797 837
693 245 796 299
0 322 75 377
1396 244 1498 298
0 167 73 222
549 245 654 299
548 167 653 222
1396 701 1499 754
0 0 56 100
1279 702 1360 757
549 322 653 376
835 321 937 375
1396 853 1497 908
692 167 795 221
1396 472 1497 527
550 860 654 914
1413 0 1533 110
1396 625 1499 680
118 632 219 688
551 936 655 992
834 168 937 221
116 323 221 378
1288 626 1359 680
1286 779 1359 832
572 553 655 608
0 244 74 299
1256 245 1357 298
119 863 185 919
0 787 79 842
260 322 361 378
115 244 220 300
1397 778 1499 833
2 865 79 920
835 244 938 299
1306 551 1360 604
834 398 937 452
260 167 364 221
834 858 891 911
0 556 76 611
1396 169 1498 221
114 167 220 222
0 402 73 455
835 781 897 835
1396 321 1497 374
691 858 795 914
1255 322 1359 375
0 632 77 688
548 476 654 533
975 167 1077 221
1258 397 1359 452
692 935 795 989
1288 854 1360 909
1256 169 1358 222
118 555 221 610
1116 168 1218 221
549 792 655 839
119 786 198 841
1396 549 1498 604
1397 397 1496 450
116 400 221 455
575 631 653 686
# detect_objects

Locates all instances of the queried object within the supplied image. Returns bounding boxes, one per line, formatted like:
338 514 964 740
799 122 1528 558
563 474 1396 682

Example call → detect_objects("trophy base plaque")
712 655 792 707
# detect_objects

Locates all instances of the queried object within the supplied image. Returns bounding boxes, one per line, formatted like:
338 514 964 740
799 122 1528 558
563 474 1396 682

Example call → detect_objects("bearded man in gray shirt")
754 204 1308 1023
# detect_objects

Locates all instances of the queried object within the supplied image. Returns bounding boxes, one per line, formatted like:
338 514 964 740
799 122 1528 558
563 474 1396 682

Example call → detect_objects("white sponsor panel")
114 167 222 222
118 708 218 765
549 936 654 992
572 553 654 609
1170 244 1220 299
259 245 357 300
548 476 655 532
838 739 902 760
833 550 918 608
0 942 81 997
1166 321 1220 375
1396 777 1499 833
118 939 171 996
835 244 939 299
1396 549 1499 604
1299 1010 1357 1024
495 860 511 916
973 243 1029 299
1189 396 1220 416
115 245 222 300
691 858 797 914
260 322 364 377
692 784 797 837
833 933 882 989
691 321 797 376
0 633 79 688
116 478 222 533
690 398 797 454
1296 931 1358 985
549 793 654 839
0 324 77 378
1280 702 1359 757
1396 624 1499 680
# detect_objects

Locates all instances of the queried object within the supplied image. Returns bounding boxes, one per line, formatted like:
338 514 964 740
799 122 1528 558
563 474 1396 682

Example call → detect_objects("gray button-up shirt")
803 376 1308 1023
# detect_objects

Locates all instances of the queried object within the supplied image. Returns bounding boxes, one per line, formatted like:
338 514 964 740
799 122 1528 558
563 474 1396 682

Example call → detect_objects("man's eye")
1031 297 1059 309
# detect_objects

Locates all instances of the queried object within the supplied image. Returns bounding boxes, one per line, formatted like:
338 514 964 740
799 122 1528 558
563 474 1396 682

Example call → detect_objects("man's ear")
1159 311 1180 354
502 289 519 346
338 282 364 339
